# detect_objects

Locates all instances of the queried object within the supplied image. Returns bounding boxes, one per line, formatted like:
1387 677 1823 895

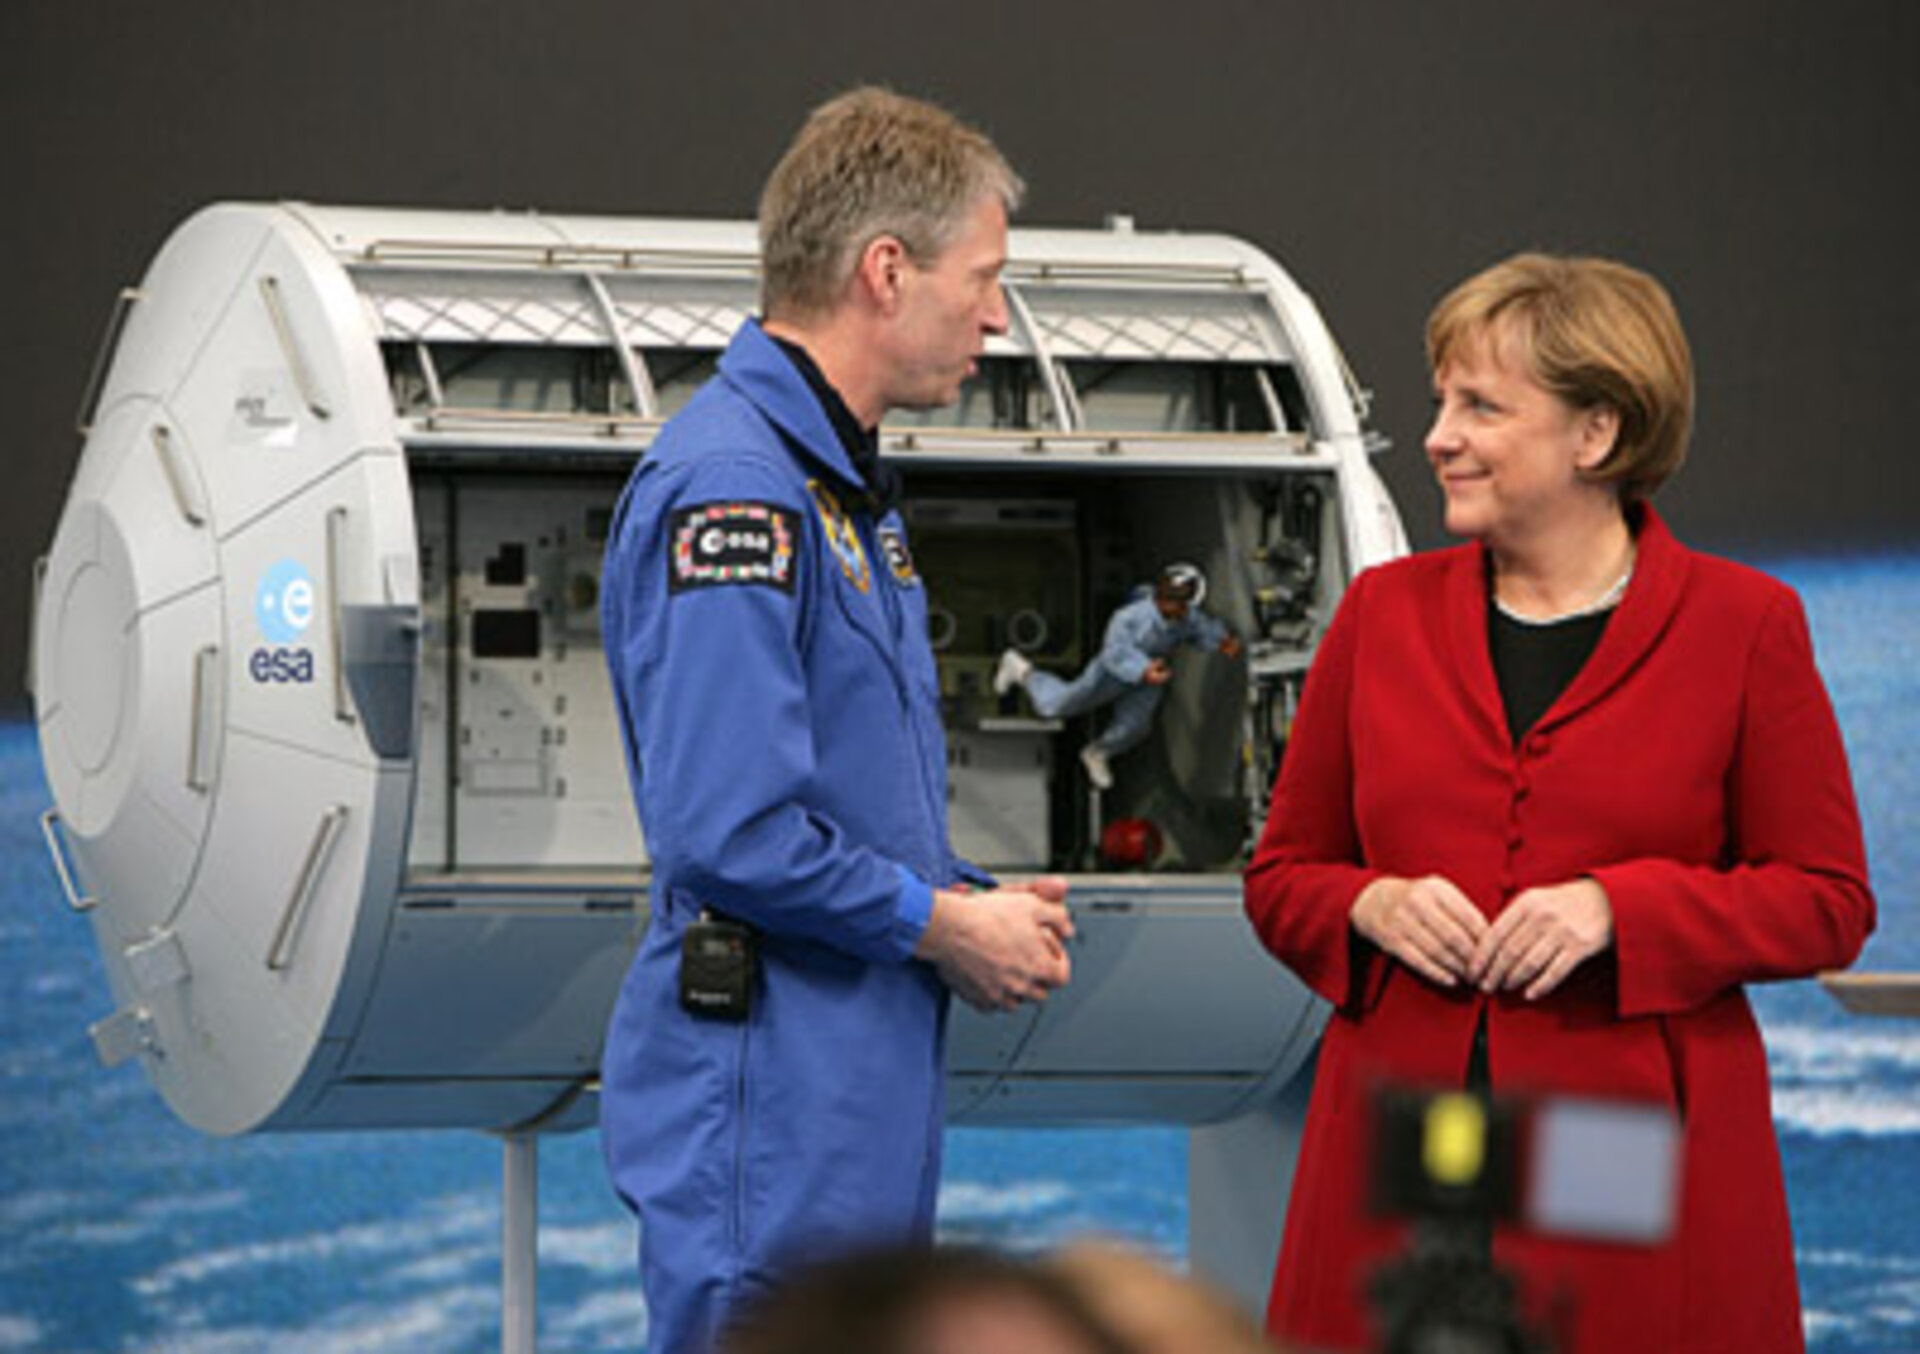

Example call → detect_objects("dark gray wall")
6 1 1917 718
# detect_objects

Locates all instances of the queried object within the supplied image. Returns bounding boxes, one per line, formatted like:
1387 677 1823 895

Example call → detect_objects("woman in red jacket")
1243 253 1874 1353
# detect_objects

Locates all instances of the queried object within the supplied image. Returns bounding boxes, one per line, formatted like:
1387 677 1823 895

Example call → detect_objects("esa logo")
701 525 772 555
251 559 316 684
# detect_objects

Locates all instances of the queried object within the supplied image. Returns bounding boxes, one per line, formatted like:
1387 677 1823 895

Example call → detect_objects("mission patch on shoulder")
807 479 871 594
669 501 798 594
877 526 919 587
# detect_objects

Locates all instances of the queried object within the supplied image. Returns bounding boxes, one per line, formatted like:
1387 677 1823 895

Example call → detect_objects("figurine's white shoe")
993 648 1032 696
1080 743 1114 790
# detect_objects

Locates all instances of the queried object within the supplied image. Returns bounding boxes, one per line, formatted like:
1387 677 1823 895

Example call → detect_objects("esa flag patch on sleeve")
669 501 798 593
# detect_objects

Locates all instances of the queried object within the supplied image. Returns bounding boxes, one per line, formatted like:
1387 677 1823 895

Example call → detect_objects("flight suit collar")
764 332 903 515
717 319 875 506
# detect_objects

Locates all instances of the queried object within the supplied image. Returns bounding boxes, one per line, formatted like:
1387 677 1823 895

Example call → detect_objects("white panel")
79 848 342 1138
71 585 223 938
408 478 451 869
163 214 393 537
138 882 318 1136
186 734 374 1024
285 202 573 261
947 728 1053 868
85 207 275 422
36 500 129 836
170 734 414 1130
38 517 217 946
448 480 643 870
220 456 413 770
37 391 225 934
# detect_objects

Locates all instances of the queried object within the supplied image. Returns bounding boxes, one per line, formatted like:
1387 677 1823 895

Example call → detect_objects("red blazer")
1244 508 1873 1353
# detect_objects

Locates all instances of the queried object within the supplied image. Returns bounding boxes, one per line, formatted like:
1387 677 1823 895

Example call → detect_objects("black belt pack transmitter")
680 910 757 1021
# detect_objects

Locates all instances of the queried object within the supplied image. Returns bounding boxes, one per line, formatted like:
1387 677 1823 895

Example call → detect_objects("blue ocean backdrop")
3 554 1916 1352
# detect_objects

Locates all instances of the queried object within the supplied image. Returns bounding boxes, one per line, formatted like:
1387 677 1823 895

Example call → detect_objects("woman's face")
1424 329 1618 547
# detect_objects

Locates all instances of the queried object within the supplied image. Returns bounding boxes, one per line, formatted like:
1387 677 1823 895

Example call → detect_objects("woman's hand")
1469 878 1614 1000
1350 875 1488 988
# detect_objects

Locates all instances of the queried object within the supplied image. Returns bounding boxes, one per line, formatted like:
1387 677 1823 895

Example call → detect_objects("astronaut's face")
1154 595 1191 622
883 194 1011 411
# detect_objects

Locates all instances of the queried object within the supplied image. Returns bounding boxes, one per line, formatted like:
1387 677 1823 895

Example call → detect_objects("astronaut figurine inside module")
994 563 1243 789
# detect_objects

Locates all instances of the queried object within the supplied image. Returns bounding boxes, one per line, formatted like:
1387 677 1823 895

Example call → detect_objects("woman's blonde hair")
758 86 1023 320
1427 253 1695 503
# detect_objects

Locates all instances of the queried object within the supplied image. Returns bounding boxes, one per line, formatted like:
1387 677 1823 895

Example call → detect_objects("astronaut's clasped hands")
919 877 1075 1013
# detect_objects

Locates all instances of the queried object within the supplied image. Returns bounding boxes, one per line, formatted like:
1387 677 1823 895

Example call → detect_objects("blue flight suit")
599 319 984 1354
1024 592 1231 755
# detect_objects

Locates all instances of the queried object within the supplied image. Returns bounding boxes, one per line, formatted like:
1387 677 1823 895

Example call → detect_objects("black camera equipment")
1367 1087 1550 1354
1364 1082 1681 1353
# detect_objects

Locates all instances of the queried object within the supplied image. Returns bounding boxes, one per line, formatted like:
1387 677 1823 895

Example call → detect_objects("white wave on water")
1767 1021 1920 1082
1772 1085 1920 1137
1764 1020 1920 1136
0 1186 246 1268
0 1188 94 1232
23 969 82 1000
1798 1249 1920 1351
535 1221 649 1348
1799 1248 1920 1274
935 1178 1075 1224
1802 1308 1856 1346
544 1287 648 1352
136 1284 499 1354
110 1195 641 1352
126 1217 645 1352
0 1316 43 1351
139 1190 251 1222
382 1238 496 1290
539 1219 638 1276
133 1194 494 1302
0 1059 150 1134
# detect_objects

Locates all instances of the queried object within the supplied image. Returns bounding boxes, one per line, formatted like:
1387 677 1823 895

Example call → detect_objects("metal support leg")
502 1132 539 1354
1187 1062 1314 1316
1083 781 1104 870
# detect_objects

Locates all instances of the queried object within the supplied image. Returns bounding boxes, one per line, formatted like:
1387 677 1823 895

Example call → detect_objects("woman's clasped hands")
1351 875 1614 1000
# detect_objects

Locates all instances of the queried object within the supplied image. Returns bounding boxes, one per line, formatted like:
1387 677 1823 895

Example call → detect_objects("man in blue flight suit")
992 564 1244 790
600 88 1075 1354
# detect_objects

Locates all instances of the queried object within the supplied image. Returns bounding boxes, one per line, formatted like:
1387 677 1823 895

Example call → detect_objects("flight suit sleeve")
1186 608 1231 651
1097 600 1156 684
606 454 932 964
946 857 999 890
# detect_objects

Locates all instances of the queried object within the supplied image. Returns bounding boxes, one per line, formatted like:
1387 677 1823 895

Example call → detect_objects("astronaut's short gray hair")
758 87 1024 321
